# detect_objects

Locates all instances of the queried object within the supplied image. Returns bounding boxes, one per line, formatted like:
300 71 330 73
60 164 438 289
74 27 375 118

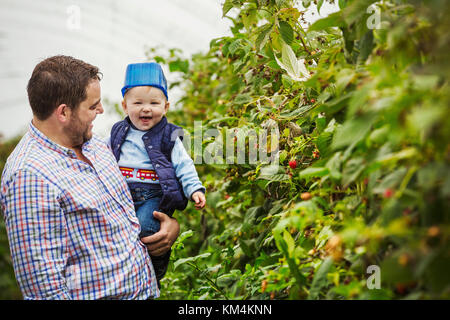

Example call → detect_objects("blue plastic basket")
121 62 168 99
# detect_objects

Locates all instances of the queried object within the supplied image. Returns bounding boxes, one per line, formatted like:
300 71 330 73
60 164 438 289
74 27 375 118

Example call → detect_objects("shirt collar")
28 121 78 158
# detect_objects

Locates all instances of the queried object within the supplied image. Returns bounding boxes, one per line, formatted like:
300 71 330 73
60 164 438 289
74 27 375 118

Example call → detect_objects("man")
0 55 180 299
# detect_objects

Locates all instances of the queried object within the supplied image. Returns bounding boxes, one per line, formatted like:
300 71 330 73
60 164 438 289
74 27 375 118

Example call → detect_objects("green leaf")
255 23 273 51
278 21 294 45
326 152 343 182
358 30 374 63
315 131 333 157
274 229 307 287
177 230 194 243
228 39 241 54
153 56 166 64
239 238 256 257
173 252 212 270
376 148 418 165
299 167 330 181
283 229 295 257
274 42 310 81
308 12 345 31
168 59 189 73
279 103 315 120
342 0 377 26
335 68 356 94
207 116 238 125
317 0 324 14
332 114 375 149
368 125 389 146
275 0 286 7
308 257 333 300
222 0 234 17
338 0 348 9
234 93 252 105
315 93 352 116
257 173 290 188
342 157 365 188
372 168 407 194
217 270 241 287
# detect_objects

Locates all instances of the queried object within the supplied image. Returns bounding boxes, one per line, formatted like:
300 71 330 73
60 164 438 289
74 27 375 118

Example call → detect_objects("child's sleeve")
171 137 205 200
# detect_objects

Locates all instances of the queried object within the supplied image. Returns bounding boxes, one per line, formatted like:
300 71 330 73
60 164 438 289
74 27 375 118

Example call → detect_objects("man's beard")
65 116 92 147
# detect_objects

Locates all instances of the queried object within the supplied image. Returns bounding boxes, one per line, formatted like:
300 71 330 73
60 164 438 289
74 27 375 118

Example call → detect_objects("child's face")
122 86 169 131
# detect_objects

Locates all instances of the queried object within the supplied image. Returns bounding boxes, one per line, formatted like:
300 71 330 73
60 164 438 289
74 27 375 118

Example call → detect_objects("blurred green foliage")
0 135 23 299
152 0 449 299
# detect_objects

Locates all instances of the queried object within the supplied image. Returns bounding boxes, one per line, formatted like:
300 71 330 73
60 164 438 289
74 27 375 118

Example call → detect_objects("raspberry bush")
154 0 450 300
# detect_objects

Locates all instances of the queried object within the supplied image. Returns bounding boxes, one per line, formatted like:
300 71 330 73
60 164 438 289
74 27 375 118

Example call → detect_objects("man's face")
66 79 103 146
122 86 169 131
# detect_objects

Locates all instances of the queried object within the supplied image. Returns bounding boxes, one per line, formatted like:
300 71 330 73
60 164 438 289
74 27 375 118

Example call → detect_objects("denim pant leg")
135 196 162 238
130 187 171 286
135 197 171 286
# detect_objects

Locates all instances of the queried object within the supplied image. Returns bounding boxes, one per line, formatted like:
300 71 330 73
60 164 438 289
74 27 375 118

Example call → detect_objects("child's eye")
134 101 142 105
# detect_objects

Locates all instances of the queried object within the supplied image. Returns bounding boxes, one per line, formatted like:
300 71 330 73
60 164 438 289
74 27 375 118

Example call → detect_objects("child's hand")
191 191 206 209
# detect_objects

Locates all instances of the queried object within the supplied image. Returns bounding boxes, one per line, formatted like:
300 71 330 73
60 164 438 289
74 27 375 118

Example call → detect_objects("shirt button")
148 145 153 149
155 164 160 168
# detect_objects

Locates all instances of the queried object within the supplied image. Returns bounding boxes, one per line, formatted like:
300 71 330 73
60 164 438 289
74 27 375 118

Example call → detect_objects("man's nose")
97 102 104 114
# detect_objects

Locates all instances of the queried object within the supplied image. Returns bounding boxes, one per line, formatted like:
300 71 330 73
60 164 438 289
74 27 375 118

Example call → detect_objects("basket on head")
121 62 168 99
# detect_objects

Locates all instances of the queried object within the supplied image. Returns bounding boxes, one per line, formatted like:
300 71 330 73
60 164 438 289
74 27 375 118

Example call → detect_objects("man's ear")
54 104 71 123
121 100 128 115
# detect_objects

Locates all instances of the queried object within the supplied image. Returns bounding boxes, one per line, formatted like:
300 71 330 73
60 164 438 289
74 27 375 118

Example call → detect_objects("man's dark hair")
27 55 102 120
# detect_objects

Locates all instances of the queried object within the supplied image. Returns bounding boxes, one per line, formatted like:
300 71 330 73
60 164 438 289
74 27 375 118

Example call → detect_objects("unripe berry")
261 280 268 293
301 192 312 200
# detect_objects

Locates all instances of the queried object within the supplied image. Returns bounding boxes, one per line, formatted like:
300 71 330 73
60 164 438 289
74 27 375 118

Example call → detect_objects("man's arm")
2 170 71 299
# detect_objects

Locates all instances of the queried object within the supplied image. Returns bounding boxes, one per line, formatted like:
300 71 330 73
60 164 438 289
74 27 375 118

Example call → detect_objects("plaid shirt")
0 122 159 300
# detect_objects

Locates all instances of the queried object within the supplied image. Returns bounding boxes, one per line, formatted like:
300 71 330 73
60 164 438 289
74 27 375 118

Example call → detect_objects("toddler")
110 62 206 287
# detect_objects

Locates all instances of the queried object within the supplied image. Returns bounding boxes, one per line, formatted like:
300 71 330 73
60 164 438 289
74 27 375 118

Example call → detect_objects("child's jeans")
130 186 171 288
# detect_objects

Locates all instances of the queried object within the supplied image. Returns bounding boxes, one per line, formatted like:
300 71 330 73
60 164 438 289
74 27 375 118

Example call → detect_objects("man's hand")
140 211 180 257
191 191 206 209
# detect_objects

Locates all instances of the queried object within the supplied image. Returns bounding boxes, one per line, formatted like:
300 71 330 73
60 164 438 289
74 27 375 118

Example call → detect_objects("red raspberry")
383 188 393 198
289 160 297 169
